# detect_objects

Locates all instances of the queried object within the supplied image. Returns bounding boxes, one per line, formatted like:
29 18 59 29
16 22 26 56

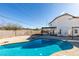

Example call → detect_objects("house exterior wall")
49 14 79 36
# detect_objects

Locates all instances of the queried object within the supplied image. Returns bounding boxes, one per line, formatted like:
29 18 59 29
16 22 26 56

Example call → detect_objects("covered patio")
41 27 57 36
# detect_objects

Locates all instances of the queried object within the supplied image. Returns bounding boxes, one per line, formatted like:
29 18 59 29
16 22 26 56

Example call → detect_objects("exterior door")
50 29 57 36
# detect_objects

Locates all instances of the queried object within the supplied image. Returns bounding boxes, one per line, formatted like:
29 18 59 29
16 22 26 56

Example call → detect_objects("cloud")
60 11 66 15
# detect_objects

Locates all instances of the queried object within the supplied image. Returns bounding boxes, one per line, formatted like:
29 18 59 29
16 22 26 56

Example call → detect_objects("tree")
2 23 23 36
2 23 22 30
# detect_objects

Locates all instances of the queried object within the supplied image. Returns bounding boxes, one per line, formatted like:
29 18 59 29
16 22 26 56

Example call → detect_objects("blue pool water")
0 39 73 56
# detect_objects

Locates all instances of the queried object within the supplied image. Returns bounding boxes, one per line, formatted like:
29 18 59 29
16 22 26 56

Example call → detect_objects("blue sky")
0 3 79 28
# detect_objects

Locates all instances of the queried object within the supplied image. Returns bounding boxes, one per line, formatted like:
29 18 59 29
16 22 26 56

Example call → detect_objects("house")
42 13 79 36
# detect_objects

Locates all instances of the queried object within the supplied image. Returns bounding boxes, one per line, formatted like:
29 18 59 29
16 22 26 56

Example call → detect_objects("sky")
0 3 79 28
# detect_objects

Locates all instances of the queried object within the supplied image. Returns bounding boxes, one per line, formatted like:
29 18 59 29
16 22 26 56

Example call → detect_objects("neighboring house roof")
49 13 79 25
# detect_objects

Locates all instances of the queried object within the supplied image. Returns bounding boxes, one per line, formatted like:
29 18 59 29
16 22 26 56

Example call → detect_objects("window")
75 29 78 33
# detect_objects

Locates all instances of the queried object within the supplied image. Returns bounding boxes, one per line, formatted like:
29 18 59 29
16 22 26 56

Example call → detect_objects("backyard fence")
0 30 41 38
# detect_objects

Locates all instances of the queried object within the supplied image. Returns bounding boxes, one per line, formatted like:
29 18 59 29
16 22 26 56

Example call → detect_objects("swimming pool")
0 39 73 56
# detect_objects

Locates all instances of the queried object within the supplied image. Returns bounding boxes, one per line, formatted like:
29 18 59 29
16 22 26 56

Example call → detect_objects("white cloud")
60 11 67 15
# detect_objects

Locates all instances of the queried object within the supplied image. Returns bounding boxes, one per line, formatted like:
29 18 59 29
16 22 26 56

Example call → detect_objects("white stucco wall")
49 14 79 36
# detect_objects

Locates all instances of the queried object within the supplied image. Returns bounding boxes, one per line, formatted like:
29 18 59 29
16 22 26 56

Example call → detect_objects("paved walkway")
51 47 79 56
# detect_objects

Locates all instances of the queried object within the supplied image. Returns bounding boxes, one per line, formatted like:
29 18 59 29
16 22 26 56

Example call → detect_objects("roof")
49 13 79 25
41 27 56 30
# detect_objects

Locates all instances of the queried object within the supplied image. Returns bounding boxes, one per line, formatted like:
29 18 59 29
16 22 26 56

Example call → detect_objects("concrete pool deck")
51 46 79 56
0 36 30 45
0 35 79 56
